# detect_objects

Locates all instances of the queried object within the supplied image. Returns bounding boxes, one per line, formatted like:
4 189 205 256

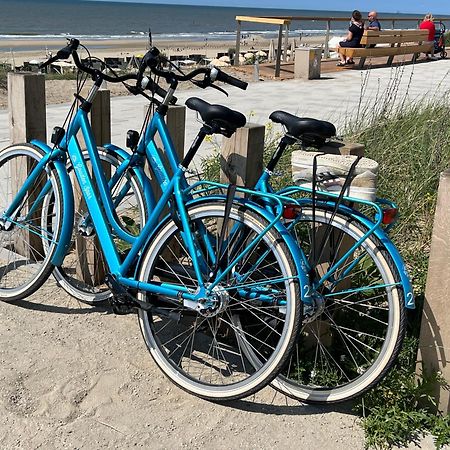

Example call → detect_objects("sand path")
0 279 365 449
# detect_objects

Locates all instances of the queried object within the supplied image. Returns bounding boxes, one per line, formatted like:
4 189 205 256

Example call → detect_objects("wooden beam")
324 20 331 58
8 72 46 260
283 23 289 62
234 20 241 66
275 25 283 78
235 15 290 25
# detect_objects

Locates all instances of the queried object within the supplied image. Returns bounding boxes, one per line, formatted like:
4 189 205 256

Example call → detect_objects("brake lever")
124 84 142 96
191 79 228 96
209 83 229 97
124 84 160 105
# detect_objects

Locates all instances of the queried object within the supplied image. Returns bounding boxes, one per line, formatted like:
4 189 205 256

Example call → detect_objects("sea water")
0 0 427 50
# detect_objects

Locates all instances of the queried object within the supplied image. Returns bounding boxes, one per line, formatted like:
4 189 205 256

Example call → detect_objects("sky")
91 0 449 16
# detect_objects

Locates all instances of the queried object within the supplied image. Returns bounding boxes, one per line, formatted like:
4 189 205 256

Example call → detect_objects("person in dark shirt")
366 11 381 31
365 11 381 48
337 10 364 66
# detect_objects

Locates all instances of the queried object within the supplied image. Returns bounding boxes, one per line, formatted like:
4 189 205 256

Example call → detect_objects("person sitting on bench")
337 10 364 66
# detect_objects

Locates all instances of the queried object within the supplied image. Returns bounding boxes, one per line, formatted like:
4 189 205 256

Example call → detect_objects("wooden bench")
338 29 433 68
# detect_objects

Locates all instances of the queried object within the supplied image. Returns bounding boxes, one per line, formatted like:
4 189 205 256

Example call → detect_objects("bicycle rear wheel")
0 144 63 301
137 201 301 401
50 148 146 304
272 208 406 403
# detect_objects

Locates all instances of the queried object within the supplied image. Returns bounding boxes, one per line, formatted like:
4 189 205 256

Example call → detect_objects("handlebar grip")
142 77 178 104
39 54 59 69
137 47 161 84
39 38 80 69
215 70 248 90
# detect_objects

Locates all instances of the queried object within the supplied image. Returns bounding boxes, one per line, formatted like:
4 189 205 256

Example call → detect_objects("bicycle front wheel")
0 144 64 301
137 201 301 401
272 208 406 403
51 147 147 304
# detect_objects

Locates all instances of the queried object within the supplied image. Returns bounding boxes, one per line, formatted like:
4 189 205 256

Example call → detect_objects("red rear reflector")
382 208 398 225
283 205 301 220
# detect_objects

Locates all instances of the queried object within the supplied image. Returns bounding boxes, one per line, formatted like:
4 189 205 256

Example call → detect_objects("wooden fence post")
417 168 450 414
8 72 46 143
220 123 265 188
8 72 46 259
234 20 241 66
75 89 111 286
152 104 186 185
324 20 331 59
275 25 283 78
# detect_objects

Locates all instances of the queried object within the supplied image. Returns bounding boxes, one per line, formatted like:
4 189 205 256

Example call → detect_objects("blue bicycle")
25 42 413 404
0 40 306 401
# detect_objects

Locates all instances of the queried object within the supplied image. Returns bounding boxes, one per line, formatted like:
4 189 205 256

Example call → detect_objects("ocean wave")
0 28 344 42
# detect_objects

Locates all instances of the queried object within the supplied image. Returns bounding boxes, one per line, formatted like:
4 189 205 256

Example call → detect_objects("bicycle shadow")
225 390 358 417
12 297 110 315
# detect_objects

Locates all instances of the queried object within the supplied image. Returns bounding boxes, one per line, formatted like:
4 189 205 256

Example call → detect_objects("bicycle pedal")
109 295 137 315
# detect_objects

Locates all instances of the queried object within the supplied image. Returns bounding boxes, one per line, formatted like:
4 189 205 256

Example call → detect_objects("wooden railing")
235 15 449 67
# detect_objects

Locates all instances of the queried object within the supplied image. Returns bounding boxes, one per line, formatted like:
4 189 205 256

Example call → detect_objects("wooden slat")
364 29 428 36
235 15 290 25
340 43 433 58
361 34 429 45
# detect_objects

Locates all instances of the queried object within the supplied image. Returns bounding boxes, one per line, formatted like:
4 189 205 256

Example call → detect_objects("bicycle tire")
137 201 301 401
272 208 406 403
50 147 147 304
0 143 64 302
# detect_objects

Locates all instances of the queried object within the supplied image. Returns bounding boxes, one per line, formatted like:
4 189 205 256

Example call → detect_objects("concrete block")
294 47 321 80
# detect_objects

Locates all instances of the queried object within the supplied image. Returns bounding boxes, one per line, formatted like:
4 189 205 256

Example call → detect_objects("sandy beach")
0 34 328 108
0 35 327 66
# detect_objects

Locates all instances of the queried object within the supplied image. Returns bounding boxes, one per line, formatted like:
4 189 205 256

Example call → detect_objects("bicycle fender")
103 144 156 211
184 195 311 304
334 203 415 309
103 143 130 160
30 140 75 267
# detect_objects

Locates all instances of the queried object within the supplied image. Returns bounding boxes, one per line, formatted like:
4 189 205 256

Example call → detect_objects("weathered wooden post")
152 104 186 259
153 104 186 177
8 72 46 143
324 20 331 59
417 168 450 414
234 20 241 66
220 123 265 189
75 88 111 286
8 72 46 258
283 23 289 62
275 25 283 78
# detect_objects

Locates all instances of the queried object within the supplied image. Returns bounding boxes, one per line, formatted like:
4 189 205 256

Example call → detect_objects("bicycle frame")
5 89 308 309
93 103 414 309
254 166 414 308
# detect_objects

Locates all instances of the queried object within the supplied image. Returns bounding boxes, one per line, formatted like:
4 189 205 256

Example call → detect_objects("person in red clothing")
419 13 436 59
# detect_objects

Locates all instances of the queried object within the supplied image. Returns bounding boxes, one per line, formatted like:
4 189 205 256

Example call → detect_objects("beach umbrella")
268 39 275 62
179 59 196 65
210 58 229 67
218 55 230 62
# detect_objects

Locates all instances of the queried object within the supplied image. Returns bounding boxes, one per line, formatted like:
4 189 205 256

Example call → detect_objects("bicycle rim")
137 201 301 401
272 208 406 403
0 144 63 301
50 148 147 304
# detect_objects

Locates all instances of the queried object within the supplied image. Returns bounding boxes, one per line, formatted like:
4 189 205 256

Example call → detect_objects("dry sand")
0 35 326 109
0 35 327 66
0 278 365 449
